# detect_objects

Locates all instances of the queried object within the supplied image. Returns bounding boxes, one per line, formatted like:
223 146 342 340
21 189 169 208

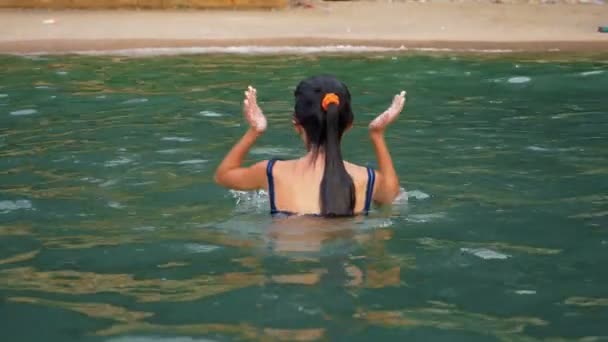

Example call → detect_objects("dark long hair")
294 75 355 217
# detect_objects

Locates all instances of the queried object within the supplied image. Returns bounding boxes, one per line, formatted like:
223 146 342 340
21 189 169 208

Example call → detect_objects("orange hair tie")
321 93 340 111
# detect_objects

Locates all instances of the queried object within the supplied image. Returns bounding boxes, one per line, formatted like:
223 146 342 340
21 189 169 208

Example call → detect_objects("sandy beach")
1 2 608 54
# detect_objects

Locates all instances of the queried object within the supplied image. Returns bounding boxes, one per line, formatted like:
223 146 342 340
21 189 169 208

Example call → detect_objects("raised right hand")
369 91 406 133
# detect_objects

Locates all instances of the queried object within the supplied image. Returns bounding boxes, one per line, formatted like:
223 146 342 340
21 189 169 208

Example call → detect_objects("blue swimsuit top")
266 159 376 217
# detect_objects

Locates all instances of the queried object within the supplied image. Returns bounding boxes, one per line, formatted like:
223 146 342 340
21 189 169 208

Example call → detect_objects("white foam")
0 94 8 98
461 247 511 260
230 189 269 213
56 71 68 76
580 70 605 76
162 137 193 143
408 190 430 200
69 45 403 56
198 110 223 117
10 109 38 116
393 187 409 204
104 157 133 167
12 45 517 57
178 159 207 165
35 86 50 89
0 199 33 213
507 76 531 84
515 290 537 295
122 98 149 104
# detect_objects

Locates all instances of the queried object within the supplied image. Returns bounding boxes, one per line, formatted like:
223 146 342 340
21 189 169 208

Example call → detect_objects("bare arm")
214 86 268 191
368 91 406 204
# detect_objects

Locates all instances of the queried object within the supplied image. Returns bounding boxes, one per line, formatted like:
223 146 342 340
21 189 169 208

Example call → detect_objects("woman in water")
215 75 405 217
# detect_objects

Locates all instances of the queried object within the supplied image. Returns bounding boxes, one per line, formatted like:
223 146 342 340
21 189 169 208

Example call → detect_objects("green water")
1 53 607 341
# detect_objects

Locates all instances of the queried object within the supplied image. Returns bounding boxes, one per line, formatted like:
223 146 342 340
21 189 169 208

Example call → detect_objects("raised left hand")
243 86 267 134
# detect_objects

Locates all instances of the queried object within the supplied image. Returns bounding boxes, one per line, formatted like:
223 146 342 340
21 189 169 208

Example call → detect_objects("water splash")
230 189 270 213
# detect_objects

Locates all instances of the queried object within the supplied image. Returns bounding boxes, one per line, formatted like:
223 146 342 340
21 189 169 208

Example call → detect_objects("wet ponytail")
294 75 355 217
320 100 355 217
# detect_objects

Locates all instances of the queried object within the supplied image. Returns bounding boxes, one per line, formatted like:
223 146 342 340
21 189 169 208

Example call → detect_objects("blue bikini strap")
267 159 278 214
364 167 376 214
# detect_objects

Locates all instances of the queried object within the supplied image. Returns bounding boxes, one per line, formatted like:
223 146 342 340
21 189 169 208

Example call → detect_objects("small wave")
580 70 604 76
162 137 193 143
56 71 69 76
15 45 517 57
132 226 157 232
107 201 126 209
507 76 531 84
526 145 576 152
10 109 37 116
461 247 510 260
515 290 537 295
250 147 294 156
131 181 156 187
393 188 409 204
99 179 119 188
106 336 216 342
68 45 404 56
0 94 8 98
407 212 446 223
156 148 183 154
526 146 550 152
104 157 133 167
182 243 220 254
198 110 224 117
80 177 103 184
122 98 149 105
0 200 33 213
408 190 430 200
178 159 207 165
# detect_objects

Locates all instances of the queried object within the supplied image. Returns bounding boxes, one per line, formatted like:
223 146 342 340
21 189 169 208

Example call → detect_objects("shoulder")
344 161 371 183
266 159 298 174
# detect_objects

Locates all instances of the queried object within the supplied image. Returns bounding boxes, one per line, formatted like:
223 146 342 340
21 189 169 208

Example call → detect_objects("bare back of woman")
215 75 406 217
